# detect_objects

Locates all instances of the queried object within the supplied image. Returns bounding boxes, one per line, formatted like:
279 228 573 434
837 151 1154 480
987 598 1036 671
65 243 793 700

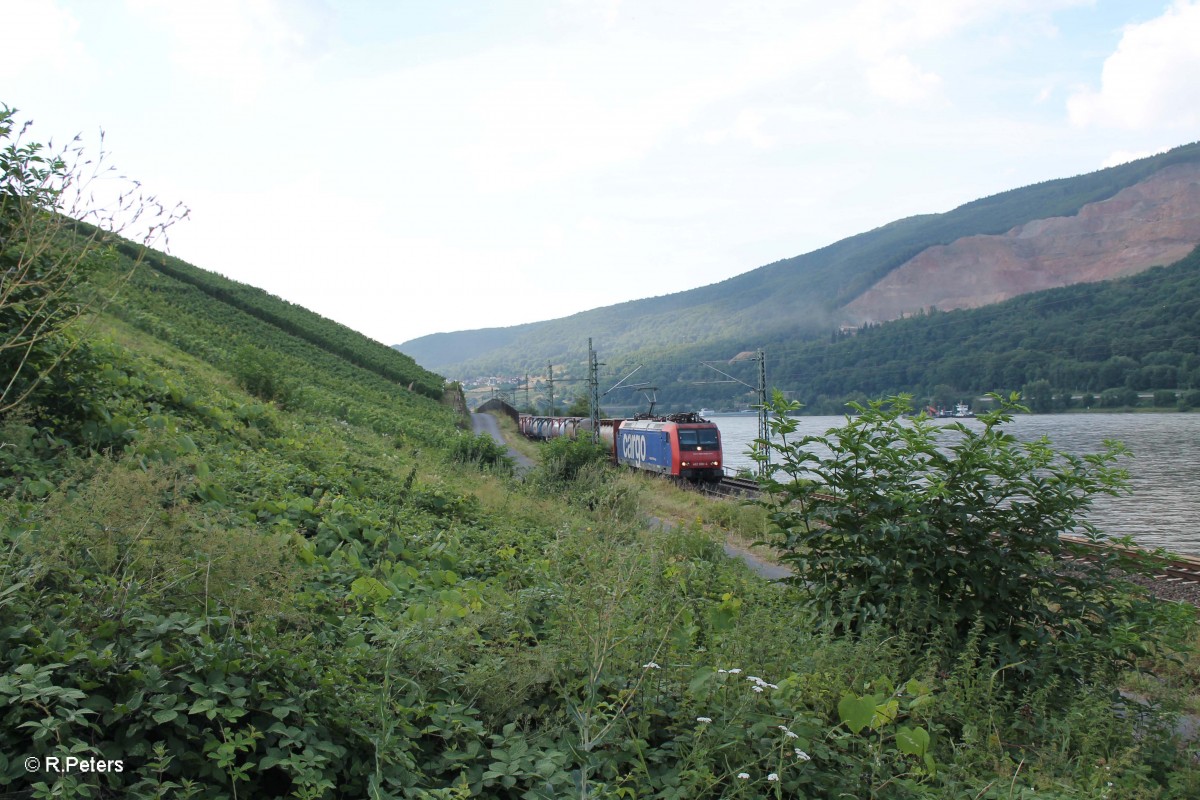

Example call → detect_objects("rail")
700 476 1200 606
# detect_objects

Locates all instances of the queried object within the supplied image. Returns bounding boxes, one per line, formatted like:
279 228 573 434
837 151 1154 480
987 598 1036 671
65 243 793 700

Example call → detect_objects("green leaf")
350 576 391 603
873 698 899 727
188 698 217 715
838 694 876 734
896 725 930 757
152 709 179 724
270 704 296 720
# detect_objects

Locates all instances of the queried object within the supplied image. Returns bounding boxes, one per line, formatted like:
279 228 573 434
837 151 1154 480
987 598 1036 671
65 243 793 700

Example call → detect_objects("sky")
4 0 1200 348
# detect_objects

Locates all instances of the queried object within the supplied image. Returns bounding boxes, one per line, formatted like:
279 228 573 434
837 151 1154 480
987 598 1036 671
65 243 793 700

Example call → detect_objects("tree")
755 392 1164 686
1021 378 1053 412
0 104 187 414
1153 389 1177 407
1099 387 1138 408
565 394 590 417
1097 356 1138 390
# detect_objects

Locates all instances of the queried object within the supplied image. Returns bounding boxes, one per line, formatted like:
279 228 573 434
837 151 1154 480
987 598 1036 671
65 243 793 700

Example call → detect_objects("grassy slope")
114 239 445 399
0 247 798 796
2 243 1198 797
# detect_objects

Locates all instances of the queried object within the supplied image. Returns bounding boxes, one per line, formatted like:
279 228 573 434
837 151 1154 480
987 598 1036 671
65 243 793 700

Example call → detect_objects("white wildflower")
643 661 660 669
752 685 764 693
785 731 798 739
728 668 742 674
795 749 811 761
696 716 712 723
737 772 750 779
717 669 728 674
767 773 779 782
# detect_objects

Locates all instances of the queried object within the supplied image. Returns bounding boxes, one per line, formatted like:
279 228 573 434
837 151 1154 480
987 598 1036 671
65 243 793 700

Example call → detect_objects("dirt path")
721 540 792 581
470 412 536 472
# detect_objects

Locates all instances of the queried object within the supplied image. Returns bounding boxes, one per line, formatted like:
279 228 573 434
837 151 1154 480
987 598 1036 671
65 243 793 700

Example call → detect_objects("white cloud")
864 54 943 106
698 108 773 149
698 104 853 149
1068 0 1200 131
0 0 88 84
126 0 330 102
348 29 840 196
847 0 1093 107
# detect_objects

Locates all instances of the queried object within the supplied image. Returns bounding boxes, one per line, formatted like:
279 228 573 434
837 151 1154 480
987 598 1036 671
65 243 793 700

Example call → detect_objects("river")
711 412 1200 556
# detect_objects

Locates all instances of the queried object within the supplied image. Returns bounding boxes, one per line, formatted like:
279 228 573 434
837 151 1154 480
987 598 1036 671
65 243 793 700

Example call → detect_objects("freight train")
519 411 723 482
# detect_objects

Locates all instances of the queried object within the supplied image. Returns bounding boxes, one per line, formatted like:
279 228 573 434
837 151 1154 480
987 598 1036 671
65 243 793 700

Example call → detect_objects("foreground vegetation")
3 107 1199 799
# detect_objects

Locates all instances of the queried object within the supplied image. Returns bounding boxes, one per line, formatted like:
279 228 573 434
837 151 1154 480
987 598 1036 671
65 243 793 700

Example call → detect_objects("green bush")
754 391 1168 688
1153 389 1177 407
231 346 292 406
1099 386 1138 408
1179 389 1200 410
1 105 185 417
449 432 513 473
530 436 609 485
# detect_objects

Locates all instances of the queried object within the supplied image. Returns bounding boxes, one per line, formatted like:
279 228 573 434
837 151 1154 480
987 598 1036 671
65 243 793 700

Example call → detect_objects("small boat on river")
928 402 976 419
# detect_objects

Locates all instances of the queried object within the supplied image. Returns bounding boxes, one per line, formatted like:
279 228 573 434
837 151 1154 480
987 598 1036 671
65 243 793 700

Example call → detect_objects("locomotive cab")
675 424 723 483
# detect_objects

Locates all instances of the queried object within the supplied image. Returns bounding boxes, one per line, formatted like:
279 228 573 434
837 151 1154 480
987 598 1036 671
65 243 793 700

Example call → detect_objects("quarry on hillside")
845 162 1200 323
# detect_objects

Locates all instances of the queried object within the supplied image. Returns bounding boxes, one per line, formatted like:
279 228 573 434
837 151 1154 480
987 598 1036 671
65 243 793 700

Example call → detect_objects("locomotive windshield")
678 428 720 451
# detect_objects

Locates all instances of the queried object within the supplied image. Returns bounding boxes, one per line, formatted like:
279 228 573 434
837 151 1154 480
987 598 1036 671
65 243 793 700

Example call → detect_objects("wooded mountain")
398 142 1200 393
646 244 1200 413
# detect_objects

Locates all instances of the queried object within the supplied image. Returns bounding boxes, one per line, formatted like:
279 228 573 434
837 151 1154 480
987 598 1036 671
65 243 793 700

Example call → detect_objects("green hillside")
115 240 445 400
773 245 1200 411
625 244 1200 413
4 108 1198 798
401 141 1200 379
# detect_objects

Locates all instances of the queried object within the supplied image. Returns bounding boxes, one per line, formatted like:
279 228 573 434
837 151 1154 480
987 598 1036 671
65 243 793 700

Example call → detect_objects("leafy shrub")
449 432 513 473
1099 386 1138 408
755 391 1167 687
530 436 608 484
1153 389 1177 407
524 437 638 518
1179 389 1200 410
231 346 292 406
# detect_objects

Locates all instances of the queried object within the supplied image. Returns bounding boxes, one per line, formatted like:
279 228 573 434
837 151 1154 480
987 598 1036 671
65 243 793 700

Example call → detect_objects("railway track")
700 475 1200 606
1060 535 1200 604
700 475 762 499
